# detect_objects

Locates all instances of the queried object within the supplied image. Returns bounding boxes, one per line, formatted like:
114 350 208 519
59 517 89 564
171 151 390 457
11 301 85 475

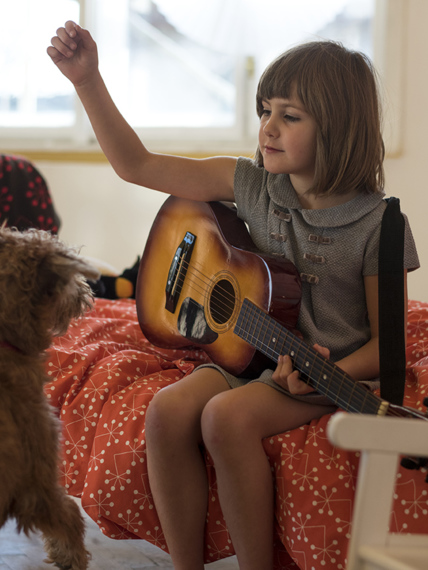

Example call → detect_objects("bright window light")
0 0 375 143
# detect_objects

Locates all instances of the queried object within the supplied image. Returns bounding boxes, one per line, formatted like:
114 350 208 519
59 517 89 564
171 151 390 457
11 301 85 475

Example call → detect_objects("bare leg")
145 368 229 570
202 382 336 570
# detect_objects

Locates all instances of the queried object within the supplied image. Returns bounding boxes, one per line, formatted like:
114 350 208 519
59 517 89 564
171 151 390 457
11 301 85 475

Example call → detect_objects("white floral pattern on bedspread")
44 298 428 570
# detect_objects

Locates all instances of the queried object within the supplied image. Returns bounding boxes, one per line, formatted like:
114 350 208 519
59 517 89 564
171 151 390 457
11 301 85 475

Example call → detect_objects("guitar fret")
235 299 383 416
273 322 286 361
258 314 272 355
329 367 344 405
259 313 271 357
316 360 327 392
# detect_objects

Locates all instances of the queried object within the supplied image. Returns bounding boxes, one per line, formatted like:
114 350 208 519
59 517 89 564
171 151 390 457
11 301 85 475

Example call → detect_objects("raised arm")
47 21 236 202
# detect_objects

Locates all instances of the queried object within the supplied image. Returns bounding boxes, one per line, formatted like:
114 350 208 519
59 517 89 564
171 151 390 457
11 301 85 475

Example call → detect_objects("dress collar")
266 172 385 228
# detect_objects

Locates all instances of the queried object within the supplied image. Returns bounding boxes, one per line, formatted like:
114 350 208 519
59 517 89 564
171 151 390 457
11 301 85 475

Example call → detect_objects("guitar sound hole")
210 279 235 325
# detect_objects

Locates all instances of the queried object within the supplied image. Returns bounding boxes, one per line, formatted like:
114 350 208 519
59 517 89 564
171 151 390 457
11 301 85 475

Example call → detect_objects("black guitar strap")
378 197 406 405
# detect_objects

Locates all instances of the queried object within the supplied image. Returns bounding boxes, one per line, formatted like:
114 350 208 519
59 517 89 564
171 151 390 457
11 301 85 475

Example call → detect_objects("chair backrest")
327 412 428 570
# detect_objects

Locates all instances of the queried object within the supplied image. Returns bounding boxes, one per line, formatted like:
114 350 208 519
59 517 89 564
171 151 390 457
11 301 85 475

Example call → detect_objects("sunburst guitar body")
135 195 301 378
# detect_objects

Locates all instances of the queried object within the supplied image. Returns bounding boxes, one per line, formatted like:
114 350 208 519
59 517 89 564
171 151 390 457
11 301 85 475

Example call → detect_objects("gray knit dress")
198 157 420 405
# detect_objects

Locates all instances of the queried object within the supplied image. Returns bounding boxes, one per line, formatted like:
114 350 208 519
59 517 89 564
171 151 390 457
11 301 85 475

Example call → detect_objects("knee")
201 392 252 457
145 385 200 447
145 387 182 441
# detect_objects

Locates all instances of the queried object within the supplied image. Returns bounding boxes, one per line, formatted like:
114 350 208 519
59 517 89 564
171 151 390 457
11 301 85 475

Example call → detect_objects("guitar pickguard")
177 297 218 345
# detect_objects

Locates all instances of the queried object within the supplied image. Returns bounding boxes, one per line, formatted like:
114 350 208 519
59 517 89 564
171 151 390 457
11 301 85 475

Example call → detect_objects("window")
0 0 80 130
1 0 401 154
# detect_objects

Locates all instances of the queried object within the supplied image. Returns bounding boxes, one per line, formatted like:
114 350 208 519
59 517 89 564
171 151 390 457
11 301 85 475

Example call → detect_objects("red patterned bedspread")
45 298 428 569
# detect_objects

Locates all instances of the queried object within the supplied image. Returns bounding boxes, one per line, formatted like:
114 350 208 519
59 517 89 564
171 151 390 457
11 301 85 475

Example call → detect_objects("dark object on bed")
0 154 61 233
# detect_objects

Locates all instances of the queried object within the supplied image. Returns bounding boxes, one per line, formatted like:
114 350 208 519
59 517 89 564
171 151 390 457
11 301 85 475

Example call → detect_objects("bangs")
256 44 322 116
256 54 300 116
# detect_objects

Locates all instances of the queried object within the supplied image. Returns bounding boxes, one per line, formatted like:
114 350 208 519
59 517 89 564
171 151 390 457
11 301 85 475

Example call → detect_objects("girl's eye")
261 108 271 117
285 114 299 122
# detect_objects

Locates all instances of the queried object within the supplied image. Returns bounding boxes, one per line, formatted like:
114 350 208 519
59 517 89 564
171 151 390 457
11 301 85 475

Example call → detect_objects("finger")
49 26 79 59
64 20 78 37
313 343 330 359
287 372 314 394
46 45 61 63
272 373 289 390
273 354 293 377
272 354 293 389
48 38 74 60
73 25 98 52
55 26 79 49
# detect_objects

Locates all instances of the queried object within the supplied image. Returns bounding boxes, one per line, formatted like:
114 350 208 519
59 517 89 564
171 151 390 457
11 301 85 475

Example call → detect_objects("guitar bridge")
165 231 196 313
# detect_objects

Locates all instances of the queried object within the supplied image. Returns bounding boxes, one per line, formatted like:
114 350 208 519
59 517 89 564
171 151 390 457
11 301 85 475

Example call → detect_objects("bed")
44 296 428 570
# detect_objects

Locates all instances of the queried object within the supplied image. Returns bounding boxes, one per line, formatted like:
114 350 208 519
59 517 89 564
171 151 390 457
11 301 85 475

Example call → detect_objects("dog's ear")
51 253 100 283
37 252 100 336
39 252 100 300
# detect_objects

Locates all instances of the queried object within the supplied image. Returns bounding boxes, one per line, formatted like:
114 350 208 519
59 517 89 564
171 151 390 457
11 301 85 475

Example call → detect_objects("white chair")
327 412 428 570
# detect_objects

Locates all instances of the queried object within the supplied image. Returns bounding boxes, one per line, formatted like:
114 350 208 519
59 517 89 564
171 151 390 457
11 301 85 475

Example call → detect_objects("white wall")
30 0 428 302
34 161 168 273
380 0 428 302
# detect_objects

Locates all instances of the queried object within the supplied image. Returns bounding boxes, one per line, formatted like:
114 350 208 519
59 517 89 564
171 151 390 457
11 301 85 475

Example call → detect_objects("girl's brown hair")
255 41 385 196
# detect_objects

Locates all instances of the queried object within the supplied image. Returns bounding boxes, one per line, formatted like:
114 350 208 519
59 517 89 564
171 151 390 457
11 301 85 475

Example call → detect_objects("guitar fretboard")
234 299 382 415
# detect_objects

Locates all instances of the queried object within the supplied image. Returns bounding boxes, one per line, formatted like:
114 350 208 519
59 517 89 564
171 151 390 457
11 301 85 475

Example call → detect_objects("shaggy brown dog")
0 226 99 569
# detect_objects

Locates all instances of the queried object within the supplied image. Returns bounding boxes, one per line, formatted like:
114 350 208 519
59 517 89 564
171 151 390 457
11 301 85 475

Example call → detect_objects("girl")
48 23 419 570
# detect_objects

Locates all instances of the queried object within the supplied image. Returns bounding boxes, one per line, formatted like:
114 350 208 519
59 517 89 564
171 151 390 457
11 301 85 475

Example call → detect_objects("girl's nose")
263 115 279 137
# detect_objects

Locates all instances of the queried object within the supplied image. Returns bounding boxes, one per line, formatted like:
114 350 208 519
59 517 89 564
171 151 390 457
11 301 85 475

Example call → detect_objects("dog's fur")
0 226 100 569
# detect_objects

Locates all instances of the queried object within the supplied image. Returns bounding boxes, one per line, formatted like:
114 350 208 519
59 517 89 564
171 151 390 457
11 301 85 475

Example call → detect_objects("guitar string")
171 257 349 390
171 257 379 408
170 257 386 413
172 257 238 321
241 305 423 418
166 257 411 417
237 303 383 414
239 303 420 419
236 301 380 412
237 307 412 418
174 260 418 418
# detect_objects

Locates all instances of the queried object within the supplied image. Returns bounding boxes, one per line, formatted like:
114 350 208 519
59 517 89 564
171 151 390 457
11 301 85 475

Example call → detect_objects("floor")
0 507 239 570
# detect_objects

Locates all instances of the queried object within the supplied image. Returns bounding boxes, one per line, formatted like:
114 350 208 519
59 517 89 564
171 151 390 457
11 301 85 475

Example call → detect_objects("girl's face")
258 95 317 194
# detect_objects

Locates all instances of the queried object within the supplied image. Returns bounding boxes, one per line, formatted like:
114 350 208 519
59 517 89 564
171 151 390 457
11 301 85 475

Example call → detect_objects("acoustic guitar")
136 195 427 422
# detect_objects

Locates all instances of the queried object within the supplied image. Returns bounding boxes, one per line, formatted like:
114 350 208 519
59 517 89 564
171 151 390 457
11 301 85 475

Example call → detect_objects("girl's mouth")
265 145 283 153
